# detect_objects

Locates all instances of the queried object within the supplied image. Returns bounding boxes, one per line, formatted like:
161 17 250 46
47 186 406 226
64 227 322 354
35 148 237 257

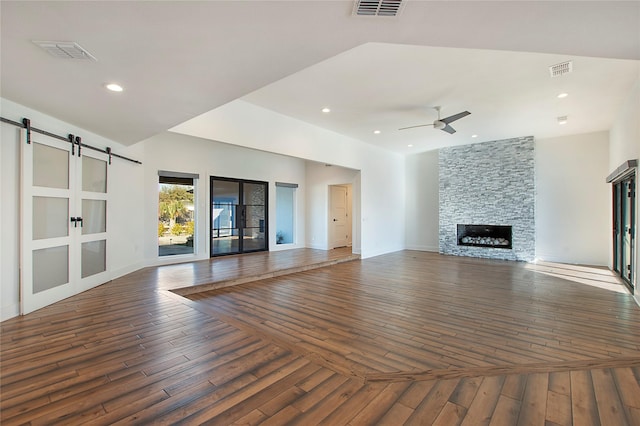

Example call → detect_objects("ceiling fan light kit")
399 106 471 134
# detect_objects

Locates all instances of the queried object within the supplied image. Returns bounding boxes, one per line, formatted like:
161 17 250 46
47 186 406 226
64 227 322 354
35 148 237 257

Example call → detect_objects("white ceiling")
242 43 639 152
1 1 639 152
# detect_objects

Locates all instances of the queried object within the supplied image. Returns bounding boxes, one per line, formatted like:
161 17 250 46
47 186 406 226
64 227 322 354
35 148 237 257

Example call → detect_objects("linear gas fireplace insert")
457 224 512 249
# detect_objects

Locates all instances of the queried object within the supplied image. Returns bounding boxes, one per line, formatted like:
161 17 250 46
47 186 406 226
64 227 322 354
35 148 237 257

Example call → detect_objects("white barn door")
21 130 109 314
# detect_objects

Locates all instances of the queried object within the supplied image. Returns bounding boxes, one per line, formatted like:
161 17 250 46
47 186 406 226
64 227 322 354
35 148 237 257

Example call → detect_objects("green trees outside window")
158 183 195 256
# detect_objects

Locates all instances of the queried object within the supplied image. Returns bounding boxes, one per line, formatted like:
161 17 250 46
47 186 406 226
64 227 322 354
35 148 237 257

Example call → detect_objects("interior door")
330 185 349 248
21 131 76 314
21 130 111 314
211 177 268 256
78 150 109 291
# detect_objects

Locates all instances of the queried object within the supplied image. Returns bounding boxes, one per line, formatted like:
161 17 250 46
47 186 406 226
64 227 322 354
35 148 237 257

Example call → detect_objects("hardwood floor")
2 250 639 425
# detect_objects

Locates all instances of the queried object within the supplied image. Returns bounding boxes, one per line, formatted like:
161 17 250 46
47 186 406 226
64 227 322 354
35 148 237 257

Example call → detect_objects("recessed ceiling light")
557 93 569 99
373 130 381 134
321 107 331 113
471 134 478 138
557 116 568 125
105 83 124 92
407 144 413 148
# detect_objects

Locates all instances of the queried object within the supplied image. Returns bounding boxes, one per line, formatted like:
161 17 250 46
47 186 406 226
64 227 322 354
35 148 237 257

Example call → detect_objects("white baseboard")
533 253 609 267
270 243 305 252
405 244 439 252
361 245 405 259
306 243 328 250
145 253 207 268
110 261 146 281
1 303 20 321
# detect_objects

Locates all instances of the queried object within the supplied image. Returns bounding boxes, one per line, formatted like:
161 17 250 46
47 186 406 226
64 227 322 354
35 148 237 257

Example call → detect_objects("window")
276 183 297 245
158 171 198 256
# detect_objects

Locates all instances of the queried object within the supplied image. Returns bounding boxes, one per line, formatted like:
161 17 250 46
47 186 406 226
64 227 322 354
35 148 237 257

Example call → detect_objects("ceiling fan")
399 106 471 134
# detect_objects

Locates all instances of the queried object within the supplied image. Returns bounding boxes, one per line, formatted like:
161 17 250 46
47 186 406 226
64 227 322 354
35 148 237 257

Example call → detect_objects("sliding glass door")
211 177 268 256
613 174 635 291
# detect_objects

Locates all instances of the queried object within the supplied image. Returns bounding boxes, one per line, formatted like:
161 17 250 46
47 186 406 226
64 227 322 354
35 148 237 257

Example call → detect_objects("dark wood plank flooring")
2 250 639 425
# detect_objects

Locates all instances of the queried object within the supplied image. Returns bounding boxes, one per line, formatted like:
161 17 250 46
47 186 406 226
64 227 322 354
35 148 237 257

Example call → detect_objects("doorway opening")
210 177 268 257
329 184 352 249
613 172 635 292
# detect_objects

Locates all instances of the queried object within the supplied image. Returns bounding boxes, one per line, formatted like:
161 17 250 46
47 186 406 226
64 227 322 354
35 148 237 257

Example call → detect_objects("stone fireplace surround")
439 136 535 261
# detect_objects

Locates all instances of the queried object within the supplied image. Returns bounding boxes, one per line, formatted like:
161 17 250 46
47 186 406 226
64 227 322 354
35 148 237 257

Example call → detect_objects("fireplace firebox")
457 224 512 249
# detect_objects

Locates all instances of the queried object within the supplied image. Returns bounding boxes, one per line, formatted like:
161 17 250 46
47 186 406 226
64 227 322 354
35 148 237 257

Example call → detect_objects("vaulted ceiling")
2 1 638 152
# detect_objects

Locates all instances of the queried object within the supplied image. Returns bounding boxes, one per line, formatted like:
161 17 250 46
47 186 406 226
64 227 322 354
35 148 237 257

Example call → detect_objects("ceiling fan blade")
441 111 471 124
398 123 434 131
441 124 456 134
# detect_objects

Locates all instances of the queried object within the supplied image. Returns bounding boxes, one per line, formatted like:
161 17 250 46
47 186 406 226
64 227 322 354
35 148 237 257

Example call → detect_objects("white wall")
305 162 360 252
0 113 20 320
141 132 308 264
171 100 406 258
0 98 145 321
536 132 610 265
405 150 439 252
610 80 640 169
0 112 3 318
609 79 640 301
107 142 146 278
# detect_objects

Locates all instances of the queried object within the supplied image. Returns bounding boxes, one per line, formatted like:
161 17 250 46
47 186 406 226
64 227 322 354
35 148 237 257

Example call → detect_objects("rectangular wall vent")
549 61 572 77
32 41 97 61
353 0 404 17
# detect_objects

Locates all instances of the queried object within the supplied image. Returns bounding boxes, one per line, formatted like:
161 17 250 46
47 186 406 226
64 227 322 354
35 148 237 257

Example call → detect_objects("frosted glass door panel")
82 156 107 193
33 142 69 189
33 245 69 293
33 196 69 240
82 240 106 278
82 199 106 235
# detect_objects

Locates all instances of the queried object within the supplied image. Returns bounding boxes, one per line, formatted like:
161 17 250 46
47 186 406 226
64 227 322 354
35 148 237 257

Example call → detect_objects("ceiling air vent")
32 41 97 61
549 61 572 77
353 0 404 17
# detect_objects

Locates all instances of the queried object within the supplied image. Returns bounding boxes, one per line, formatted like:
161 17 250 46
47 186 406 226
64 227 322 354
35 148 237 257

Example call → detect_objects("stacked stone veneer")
439 136 535 261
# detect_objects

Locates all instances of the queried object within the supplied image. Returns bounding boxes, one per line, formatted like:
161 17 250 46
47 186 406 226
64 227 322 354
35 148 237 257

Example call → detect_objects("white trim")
405 244 439 252
1 303 20 322
110 262 145 281
306 243 329 250
147 253 206 268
